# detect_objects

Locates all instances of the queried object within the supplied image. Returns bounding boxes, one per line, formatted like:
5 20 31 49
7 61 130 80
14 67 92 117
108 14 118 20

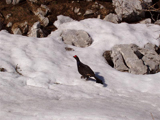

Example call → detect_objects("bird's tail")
94 76 103 84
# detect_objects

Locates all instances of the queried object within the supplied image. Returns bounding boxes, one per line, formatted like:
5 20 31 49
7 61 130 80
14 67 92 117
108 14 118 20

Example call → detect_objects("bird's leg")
85 76 89 81
81 76 85 79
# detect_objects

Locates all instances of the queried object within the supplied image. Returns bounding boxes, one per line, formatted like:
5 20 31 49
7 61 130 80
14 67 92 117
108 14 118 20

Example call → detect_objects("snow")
0 15 160 120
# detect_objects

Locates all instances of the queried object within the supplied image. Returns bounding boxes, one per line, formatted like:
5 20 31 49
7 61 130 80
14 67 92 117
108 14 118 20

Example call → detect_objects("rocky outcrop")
112 0 152 22
106 43 160 75
61 29 92 48
111 44 148 74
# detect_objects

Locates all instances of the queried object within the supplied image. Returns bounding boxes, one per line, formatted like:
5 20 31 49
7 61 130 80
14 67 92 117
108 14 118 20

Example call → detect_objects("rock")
12 21 28 35
77 12 82 15
111 44 148 74
103 51 114 67
111 45 129 72
144 43 159 52
103 13 121 24
99 4 105 9
12 28 22 35
6 0 24 5
27 22 45 38
54 15 74 28
109 43 160 74
61 29 92 48
33 4 50 27
6 14 11 20
112 51 129 72
6 22 12 27
65 47 74 51
112 0 152 22
6 0 12 4
138 43 160 73
84 9 94 16
74 7 80 14
97 15 101 19
92 2 99 9
12 0 21 5
38 14 49 27
29 0 37 3
141 50 160 73
139 18 151 24
35 4 50 16
155 20 160 25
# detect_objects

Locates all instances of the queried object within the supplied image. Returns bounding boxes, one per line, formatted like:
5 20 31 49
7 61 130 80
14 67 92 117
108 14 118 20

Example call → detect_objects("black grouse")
73 55 103 84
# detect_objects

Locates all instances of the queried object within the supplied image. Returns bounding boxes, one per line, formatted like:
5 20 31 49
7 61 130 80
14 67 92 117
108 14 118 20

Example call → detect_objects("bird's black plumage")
73 55 103 84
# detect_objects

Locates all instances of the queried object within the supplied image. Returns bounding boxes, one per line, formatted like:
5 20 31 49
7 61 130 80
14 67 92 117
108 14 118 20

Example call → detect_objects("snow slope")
0 15 160 120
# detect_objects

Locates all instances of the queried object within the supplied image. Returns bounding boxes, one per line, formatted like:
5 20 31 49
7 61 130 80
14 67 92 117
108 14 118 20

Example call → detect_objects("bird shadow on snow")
88 72 107 87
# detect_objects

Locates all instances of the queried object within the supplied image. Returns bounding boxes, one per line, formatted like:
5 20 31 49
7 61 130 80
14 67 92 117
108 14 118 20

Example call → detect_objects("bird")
73 55 103 84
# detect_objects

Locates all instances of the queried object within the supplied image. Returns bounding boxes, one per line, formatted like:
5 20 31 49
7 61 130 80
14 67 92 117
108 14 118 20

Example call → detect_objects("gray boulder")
61 30 92 47
112 0 152 22
110 43 160 74
111 48 129 72
138 43 160 73
111 44 148 74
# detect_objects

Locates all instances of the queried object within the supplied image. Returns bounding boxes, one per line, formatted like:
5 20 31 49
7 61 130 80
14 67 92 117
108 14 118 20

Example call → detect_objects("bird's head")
73 55 80 62
73 55 77 58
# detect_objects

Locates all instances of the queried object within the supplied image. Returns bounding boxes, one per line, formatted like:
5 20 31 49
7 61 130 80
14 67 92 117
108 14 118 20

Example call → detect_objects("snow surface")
0 15 160 120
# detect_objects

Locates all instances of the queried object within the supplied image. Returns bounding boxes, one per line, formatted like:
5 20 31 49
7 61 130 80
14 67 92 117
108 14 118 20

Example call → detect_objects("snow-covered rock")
61 29 92 47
